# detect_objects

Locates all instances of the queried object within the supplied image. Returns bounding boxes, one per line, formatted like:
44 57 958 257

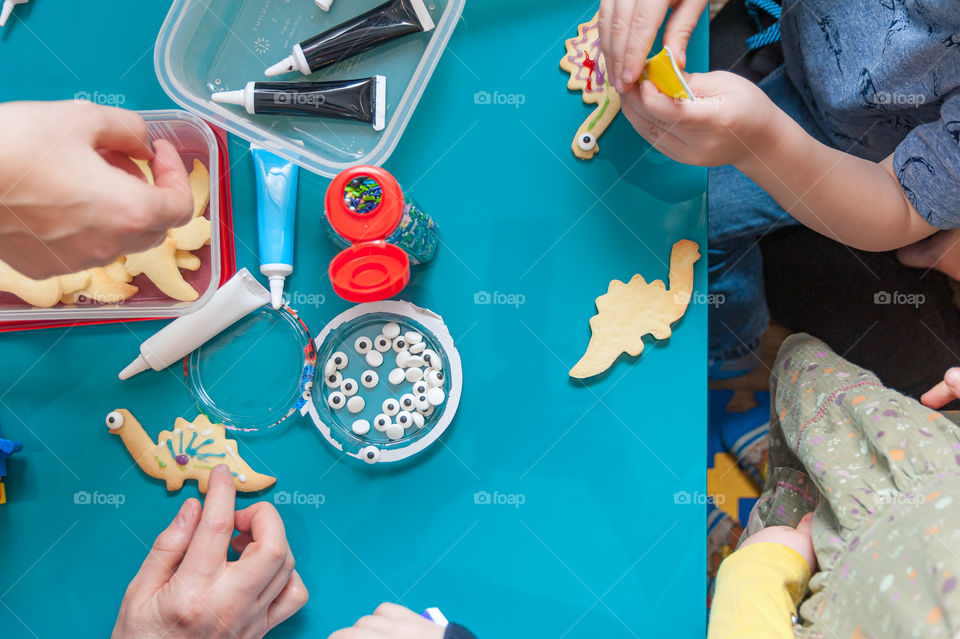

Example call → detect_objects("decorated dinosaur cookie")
569 239 700 378
106 409 275 493
561 11 621 160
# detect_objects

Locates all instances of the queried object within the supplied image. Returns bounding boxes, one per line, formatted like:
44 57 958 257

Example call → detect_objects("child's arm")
328 603 476 639
708 513 816 639
622 72 954 252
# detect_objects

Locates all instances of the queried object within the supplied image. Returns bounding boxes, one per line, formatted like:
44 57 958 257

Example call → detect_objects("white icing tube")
119 269 271 380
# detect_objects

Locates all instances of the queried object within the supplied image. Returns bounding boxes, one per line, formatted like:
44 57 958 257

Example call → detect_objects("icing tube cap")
269 277 285 310
119 355 150 381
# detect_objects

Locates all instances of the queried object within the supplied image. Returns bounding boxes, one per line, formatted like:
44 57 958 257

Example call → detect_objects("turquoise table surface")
0 1 707 637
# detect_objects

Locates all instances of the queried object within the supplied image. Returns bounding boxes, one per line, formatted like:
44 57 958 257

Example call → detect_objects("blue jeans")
707 67 835 367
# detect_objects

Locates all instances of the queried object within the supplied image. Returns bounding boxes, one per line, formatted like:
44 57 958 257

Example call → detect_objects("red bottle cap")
326 166 410 303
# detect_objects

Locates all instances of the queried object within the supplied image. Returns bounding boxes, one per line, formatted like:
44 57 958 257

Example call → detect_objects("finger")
267 570 310 631
663 0 707 69
259 553 296 605
621 1 670 88
922 368 960 408
622 101 687 152
623 84 673 128
605 0 637 92
372 602 419 619
80 103 154 159
181 464 236 577
99 150 147 181
143 139 194 229
598 0 616 87
233 501 292 590
634 79 688 125
327 630 379 639
795 512 814 536
129 499 201 592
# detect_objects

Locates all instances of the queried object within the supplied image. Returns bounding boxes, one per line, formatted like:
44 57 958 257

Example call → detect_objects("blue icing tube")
252 146 300 309
421 607 449 626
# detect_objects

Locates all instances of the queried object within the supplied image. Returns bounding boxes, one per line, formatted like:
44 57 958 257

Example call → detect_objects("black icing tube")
211 77 386 131
264 0 435 77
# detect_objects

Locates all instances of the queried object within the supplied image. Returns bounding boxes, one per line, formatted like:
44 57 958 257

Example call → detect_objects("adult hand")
740 512 817 572
921 367 960 409
0 100 194 279
112 465 308 639
328 603 445 639
598 0 708 93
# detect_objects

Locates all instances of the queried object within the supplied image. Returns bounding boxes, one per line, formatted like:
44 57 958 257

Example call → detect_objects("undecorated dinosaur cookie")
124 237 200 302
106 409 276 493
61 268 138 305
569 240 701 378
0 260 62 307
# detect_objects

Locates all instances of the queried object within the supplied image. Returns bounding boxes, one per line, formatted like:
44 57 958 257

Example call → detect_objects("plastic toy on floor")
0 423 23 504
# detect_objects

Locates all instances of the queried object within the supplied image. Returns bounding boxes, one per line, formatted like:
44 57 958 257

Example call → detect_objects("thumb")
129 498 201 592
921 367 960 409
795 512 814 537
663 0 706 69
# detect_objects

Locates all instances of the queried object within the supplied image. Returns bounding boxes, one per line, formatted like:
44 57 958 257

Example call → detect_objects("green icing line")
588 92 612 131
154 455 167 469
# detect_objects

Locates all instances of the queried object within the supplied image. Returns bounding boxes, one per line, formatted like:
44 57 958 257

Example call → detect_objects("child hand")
598 0 708 93
921 367 960 409
739 512 817 572
328 603 445 639
112 465 309 639
621 71 781 167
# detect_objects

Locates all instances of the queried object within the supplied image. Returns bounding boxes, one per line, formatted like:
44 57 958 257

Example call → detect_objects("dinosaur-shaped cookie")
106 409 275 493
569 239 700 378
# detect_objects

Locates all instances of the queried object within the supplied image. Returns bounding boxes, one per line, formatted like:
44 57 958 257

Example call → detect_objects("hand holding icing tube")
119 269 271 380
265 0 434 77
251 146 300 310
212 77 386 131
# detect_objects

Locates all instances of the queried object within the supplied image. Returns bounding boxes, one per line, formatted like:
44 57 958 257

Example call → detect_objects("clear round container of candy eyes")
305 301 462 464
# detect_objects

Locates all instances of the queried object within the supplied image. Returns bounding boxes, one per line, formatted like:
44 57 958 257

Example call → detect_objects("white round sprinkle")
366 350 384 367
325 371 343 388
405 367 424 383
396 410 413 428
347 395 365 413
386 423 404 440
340 378 358 396
412 412 425 429
392 336 408 352
396 351 412 368
414 394 430 412
382 398 400 416
425 370 444 388
399 393 417 411
388 368 405 385
409 342 426 354
331 351 349 370
374 335 392 352
360 370 379 388
361 446 380 464
404 331 423 344
324 359 337 376
373 414 391 431
422 349 441 371
405 355 425 368
382 322 401 338
412 381 429 396
327 392 346 410
354 336 372 354
417 404 435 417
352 419 370 435
427 387 445 406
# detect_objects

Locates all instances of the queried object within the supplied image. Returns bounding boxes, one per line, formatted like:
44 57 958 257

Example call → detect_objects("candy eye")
412 412 425 429
387 368 405 385
341 379 358 396
325 371 343 388
347 396 365 413
382 398 400 416
400 393 417 411
386 423 404 440
360 445 381 464
577 133 597 152
354 337 372 354
412 381 428 396
421 349 441 371
409 342 426 354
361 370 379 388
405 367 423 383
382 322 401 339
404 331 423 344
352 419 371 436
427 387 446 406
365 350 384 367
106 411 124 430
375 336 392 352
396 350 412 368
327 392 346 409
418 403 435 417
425 370 443 387
396 411 412 428
392 337 407 352
324 359 337 376
373 414 391 431
414 394 430 412
331 352 348 370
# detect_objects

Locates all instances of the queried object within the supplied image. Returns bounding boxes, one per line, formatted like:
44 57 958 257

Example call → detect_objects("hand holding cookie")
0 100 194 279
112 465 308 639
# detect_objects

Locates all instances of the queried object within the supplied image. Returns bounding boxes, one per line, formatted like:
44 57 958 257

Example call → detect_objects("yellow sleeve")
707 542 812 639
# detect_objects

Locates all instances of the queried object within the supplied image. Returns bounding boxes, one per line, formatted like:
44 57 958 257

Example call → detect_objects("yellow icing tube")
641 46 695 102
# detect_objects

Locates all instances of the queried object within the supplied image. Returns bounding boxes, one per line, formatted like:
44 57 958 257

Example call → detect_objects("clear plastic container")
0 110 221 322
154 0 465 177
